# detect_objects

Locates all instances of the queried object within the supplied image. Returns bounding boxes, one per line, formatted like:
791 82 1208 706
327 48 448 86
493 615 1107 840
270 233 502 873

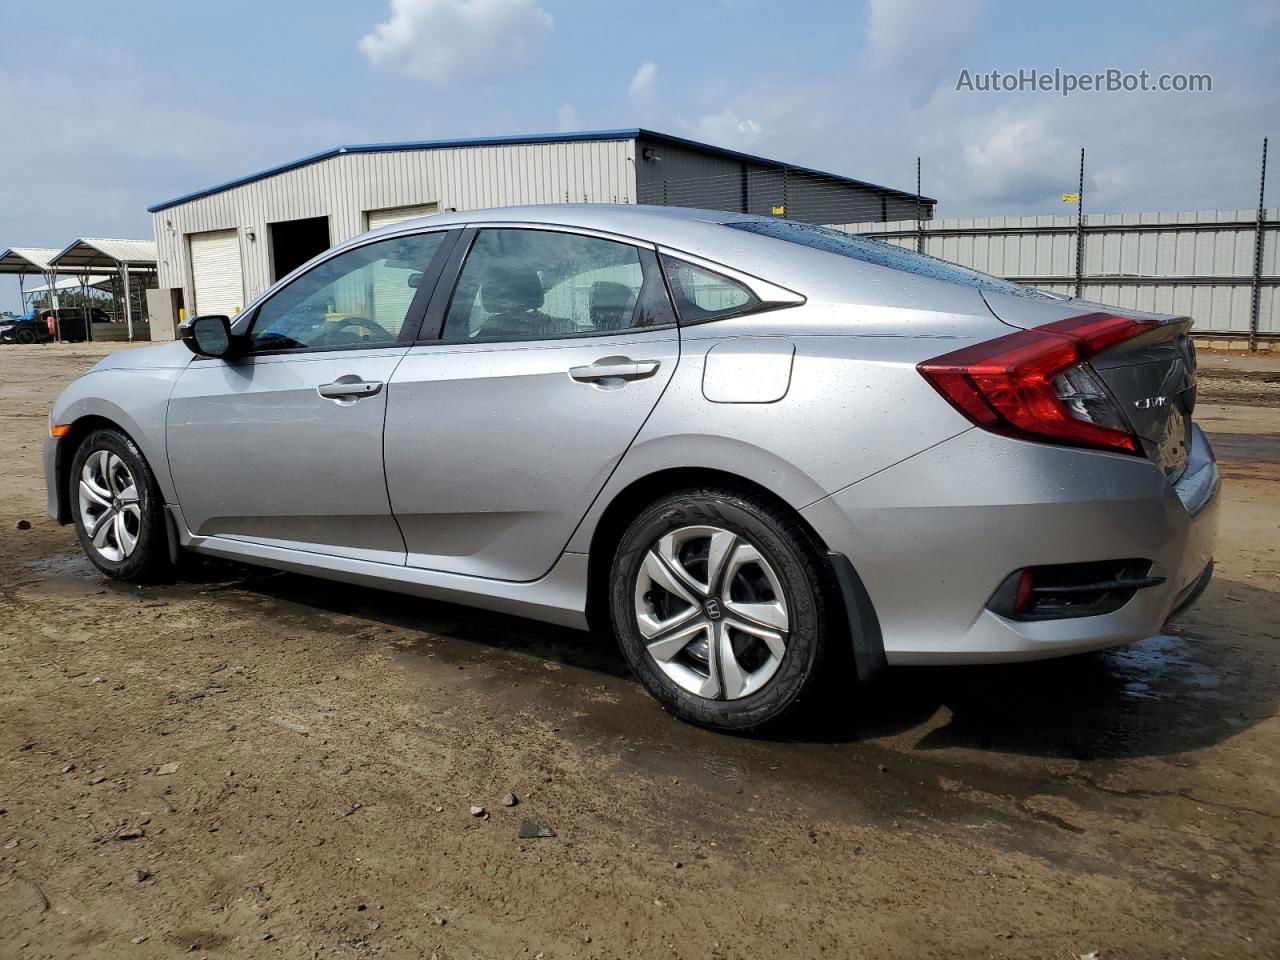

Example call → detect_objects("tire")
15 328 38 344
609 487 838 731
69 428 171 581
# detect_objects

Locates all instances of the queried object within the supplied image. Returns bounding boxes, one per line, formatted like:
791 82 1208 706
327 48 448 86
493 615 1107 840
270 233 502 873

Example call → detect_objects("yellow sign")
772 205 785 215
1062 193 1080 203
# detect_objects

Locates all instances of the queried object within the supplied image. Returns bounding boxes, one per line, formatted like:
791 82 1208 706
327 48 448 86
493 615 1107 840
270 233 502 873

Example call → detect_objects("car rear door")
383 224 679 581
167 229 456 564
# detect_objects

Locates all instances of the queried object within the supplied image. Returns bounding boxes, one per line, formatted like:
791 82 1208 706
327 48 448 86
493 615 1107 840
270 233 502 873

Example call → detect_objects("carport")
0 246 64 312
23 275 113 297
50 238 158 342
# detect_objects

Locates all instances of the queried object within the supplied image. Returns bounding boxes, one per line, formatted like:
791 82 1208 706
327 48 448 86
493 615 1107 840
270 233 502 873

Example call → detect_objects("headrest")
480 266 543 314
589 281 635 310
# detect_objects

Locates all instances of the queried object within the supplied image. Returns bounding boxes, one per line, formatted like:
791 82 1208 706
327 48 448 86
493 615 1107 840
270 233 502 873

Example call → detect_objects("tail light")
918 313 1157 455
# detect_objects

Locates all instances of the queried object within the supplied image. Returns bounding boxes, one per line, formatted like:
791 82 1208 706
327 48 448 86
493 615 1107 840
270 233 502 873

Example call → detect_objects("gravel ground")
1 342 1277 960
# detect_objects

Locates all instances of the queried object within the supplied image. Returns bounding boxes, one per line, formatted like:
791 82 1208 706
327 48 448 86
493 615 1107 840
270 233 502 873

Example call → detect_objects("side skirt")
184 532 591 630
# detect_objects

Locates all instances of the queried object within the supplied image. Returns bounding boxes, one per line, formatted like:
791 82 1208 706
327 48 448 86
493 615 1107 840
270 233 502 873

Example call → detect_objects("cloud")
958 111 1070 205
359 0 553 84
691 108 764 148
555 102 578 132
866 0 983 100
629 61 658 101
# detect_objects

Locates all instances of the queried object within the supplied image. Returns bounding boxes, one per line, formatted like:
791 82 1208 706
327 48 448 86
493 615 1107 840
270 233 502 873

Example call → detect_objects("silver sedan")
44 205 1218 730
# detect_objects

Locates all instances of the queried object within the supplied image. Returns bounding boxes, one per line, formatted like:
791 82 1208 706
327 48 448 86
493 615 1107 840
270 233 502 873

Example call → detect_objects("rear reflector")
989 559 1164 621
918 313 1157 454
1013 569 1035 615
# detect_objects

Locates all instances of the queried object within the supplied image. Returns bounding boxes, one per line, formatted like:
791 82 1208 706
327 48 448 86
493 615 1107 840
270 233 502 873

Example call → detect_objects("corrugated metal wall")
634 137 930 225
829 209 1279 335
153 140 635 313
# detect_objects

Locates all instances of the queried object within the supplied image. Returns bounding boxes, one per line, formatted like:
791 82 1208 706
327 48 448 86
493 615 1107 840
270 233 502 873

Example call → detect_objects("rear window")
725 219 1046 298
660 255 759 323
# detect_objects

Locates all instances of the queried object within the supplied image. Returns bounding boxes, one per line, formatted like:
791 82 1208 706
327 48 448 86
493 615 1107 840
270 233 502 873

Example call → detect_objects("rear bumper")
803 423 1220 664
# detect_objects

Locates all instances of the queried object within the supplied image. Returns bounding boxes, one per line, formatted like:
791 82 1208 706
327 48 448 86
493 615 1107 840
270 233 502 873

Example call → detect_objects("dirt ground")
1 343 1277 960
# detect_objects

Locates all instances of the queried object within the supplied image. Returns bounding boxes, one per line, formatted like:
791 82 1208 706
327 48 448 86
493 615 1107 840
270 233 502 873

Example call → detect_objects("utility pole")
1074 148 1086 298
915 157 924 253
1249 137 1268 352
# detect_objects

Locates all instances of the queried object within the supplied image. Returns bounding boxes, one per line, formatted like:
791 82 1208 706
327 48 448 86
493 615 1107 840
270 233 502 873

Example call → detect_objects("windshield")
725 219 1047 298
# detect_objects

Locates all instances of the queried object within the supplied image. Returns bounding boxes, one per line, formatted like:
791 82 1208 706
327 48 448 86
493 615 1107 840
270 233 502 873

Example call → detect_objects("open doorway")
269 216 330 282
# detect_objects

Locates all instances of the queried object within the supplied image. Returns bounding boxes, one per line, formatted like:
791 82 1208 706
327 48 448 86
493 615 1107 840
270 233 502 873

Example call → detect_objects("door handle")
317 379 384 400
568 359 661 383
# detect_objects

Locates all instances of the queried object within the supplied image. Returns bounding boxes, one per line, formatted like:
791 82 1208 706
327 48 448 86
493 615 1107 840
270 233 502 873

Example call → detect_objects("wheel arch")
583 466 887 682
583 467 832 634
53 414 143 524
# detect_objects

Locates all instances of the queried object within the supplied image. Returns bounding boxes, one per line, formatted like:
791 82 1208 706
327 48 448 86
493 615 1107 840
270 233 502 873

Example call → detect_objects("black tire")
609 487 839 731
69 428 171 581
15 327 38 345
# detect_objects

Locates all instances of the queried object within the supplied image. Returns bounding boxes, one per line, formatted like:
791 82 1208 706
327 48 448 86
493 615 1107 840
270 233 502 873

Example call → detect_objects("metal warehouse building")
148 129 933 324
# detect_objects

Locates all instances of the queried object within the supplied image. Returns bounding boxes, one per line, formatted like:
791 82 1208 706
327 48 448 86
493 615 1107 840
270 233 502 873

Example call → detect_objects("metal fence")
826 208 1279 342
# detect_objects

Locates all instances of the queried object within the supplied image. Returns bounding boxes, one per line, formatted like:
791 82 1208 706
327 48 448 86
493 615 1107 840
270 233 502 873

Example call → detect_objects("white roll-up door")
366 203 439 231
189 229 244 316
364 205 440 329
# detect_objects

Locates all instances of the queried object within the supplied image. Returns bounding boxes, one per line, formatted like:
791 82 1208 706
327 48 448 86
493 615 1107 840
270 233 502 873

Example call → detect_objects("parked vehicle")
0 309 44 344
41 307 109 341
2 307 108 343
43 206 1218 730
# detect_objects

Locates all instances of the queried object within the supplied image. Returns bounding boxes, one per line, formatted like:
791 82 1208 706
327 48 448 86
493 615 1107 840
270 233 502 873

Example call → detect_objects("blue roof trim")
147 127 933 213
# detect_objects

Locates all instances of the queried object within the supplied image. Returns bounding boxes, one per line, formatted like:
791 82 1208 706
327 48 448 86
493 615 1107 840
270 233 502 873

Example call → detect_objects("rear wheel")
609 488 837 731
70 428 170 581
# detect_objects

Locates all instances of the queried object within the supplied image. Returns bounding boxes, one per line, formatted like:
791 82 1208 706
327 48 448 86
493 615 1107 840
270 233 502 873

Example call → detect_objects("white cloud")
629 61 658 101
958 111 1069 205
692 108 764 148
556 102 578 132
866 0 983 100
359 0 553 84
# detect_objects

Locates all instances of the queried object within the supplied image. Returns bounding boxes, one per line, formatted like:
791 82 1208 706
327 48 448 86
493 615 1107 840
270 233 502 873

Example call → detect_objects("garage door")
189 229 244 316
366 203 439 231
365 205 440 326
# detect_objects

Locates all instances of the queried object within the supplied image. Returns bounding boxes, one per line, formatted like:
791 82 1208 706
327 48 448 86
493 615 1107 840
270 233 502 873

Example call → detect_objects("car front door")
167 229 455 564
383 225 680 581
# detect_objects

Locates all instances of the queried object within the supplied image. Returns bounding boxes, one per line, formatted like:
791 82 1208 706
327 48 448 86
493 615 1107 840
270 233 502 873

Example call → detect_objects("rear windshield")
725 219 1046 298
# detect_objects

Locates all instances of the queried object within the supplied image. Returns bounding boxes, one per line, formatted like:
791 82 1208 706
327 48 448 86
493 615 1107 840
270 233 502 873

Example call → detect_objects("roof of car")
367 202 765 244
356 203 798 268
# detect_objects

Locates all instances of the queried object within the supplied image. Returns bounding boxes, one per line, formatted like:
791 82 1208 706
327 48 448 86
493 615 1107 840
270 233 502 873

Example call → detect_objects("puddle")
1104 633 1226 702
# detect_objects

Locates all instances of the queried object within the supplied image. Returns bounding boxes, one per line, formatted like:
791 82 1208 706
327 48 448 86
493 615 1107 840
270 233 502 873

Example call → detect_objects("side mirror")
180 315 236 358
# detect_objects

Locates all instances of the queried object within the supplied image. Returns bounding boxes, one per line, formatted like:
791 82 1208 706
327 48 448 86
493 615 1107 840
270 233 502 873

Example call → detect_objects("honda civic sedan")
44 205 1218 730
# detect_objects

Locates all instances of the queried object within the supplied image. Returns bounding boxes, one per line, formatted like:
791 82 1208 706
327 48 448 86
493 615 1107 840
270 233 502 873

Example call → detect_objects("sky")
1 0 1277 312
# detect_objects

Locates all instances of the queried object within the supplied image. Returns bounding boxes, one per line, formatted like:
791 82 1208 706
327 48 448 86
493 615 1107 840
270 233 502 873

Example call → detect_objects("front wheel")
15 327 38 344
609 488 838 731
70 428 171 580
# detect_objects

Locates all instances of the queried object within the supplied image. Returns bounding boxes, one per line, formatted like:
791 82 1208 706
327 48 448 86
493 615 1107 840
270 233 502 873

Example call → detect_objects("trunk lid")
981 291 1197 479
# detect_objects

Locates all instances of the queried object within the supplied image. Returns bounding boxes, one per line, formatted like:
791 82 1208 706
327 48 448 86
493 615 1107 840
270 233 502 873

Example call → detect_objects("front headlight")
0 325 13 333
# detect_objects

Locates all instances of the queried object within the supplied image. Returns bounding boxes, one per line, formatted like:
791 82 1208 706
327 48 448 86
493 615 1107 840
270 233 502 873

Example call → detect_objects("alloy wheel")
78 450 142 563
634 525 789 700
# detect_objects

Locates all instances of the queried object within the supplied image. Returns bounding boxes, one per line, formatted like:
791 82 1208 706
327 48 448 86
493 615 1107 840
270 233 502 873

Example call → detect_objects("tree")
33 290 113 311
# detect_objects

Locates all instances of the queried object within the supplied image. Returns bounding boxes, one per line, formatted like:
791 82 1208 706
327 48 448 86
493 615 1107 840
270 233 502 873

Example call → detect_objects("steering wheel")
327 317 389 345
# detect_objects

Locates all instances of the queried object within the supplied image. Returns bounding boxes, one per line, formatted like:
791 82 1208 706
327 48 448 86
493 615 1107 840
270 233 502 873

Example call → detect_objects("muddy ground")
1 343 1277 960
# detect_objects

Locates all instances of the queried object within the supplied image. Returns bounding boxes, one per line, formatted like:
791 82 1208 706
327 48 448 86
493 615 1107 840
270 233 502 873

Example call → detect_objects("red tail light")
918 313 1157 455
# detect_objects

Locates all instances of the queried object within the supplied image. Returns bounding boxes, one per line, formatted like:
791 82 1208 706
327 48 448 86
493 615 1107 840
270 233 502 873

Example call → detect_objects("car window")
724 219 1048 298
442 229 663 341
660 255 759 323
250 232 446 352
